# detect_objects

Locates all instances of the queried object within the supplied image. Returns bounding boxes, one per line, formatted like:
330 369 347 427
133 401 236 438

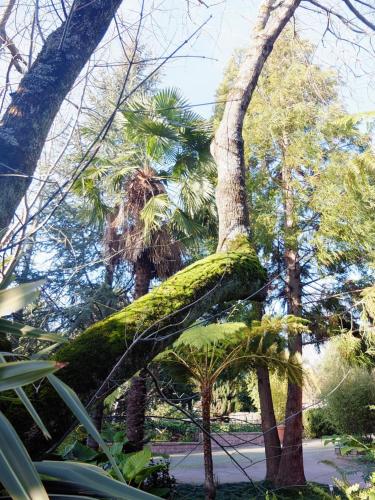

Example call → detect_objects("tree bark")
256 365 281 484
0 0 123 230
211 0 301 252
124 256 152 452
275 161 306 486
201 384 215 500
4 245 266 456
125 368 148 453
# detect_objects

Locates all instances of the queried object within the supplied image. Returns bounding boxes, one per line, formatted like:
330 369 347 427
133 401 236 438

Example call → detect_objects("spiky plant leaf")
0 280 44 317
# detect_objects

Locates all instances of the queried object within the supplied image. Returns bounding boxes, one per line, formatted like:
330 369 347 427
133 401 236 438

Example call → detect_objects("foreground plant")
0 282 156 499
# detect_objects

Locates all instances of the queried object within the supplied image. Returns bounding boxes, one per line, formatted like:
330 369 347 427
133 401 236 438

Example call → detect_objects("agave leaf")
0 411 49 499
47 374 124 482
0 318 67 343
15 386 51 439
48 496 97 499
31 342 62 359
0 360 62 391
0 448 30 499
0 353 51 439
35 461 158 499
0 280 44 317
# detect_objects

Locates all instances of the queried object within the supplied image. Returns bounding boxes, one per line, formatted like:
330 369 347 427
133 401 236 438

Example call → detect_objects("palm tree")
75 88 216 451
157 317 304 500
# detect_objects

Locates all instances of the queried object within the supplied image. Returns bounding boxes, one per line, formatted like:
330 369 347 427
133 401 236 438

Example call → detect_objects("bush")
322 367 375 438
303 407 337 438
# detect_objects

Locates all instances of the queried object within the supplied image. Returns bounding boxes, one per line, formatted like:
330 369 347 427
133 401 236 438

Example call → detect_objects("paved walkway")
169 439 372 486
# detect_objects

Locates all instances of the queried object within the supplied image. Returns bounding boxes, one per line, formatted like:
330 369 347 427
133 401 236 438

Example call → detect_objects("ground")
169 439 372 487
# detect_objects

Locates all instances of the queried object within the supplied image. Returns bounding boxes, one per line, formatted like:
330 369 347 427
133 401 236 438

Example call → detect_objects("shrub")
322 367 375 438
303 407 337 438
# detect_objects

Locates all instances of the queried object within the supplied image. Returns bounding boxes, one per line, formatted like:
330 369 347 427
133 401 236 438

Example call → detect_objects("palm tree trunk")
124 256 152 452
257 365 281 484
125 368 148 452
201 384 216 500
276 161 305 487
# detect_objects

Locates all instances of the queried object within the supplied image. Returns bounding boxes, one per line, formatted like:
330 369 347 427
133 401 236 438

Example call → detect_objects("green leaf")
121 448 152 481
174 322 248 349
0 280 44 317
15 386 51 439
61 440 98 461
0 318 67 343
34 461 158 499
47 374 124 482
0 411 49 499
0 360 61 391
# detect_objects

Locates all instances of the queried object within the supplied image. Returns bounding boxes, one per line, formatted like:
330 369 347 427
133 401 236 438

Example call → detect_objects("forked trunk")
201 384 215 500
256 365 281 484
276 161 305 486
125 256 152 452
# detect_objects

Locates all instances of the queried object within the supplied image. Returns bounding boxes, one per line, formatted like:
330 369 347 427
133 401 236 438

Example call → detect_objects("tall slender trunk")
201 383 215 500
252 301 281 484
257 365 281 484
276 162 305 486
124 255 152 452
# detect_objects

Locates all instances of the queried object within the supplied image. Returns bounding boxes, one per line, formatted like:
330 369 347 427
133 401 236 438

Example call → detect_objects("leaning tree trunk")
257 365 281 484
211 0 302 253
125 256 152 452
0 0 123 230
3 246 266 457
275 161 306 487
201 383 215 500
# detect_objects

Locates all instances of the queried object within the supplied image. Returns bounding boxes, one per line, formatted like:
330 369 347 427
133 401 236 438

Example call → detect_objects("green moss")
8 244 266 456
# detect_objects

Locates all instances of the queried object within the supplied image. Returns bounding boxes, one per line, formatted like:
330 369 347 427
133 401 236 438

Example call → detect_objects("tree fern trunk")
201 384 215 500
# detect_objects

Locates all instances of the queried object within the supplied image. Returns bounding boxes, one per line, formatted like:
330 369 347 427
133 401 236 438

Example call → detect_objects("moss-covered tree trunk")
4 245 266 456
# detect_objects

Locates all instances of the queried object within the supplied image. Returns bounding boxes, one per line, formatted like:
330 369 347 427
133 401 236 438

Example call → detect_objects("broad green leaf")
122 447 152 481
0 280 44 317
0 318 67 343
61 440 98 461
0 411 49 499
0 360 62 391
35 461 157 499
47 374 124 482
